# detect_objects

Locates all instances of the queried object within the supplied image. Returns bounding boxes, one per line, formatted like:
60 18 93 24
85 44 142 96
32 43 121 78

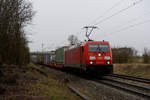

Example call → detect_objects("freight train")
31 40 113 74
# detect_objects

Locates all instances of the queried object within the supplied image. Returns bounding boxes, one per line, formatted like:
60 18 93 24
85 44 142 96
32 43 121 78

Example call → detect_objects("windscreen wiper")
97 45 101 52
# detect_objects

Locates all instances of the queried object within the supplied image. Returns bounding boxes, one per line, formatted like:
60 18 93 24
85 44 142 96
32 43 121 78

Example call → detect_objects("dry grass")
0 64 81 100
114 64 150 79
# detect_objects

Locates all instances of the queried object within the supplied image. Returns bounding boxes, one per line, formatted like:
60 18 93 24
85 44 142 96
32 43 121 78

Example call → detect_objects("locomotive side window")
88 44 109 52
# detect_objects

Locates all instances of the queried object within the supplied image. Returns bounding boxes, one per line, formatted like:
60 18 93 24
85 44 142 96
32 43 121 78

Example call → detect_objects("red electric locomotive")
65 41 113 74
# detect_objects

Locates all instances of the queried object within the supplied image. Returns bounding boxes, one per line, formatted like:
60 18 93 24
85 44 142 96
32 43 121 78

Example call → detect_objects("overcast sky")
28 0 150 54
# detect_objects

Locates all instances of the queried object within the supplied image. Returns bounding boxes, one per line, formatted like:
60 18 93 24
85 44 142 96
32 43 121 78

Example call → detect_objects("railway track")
93 74 150 100
43 65 150 99
107 74 150 84
67 85 91 100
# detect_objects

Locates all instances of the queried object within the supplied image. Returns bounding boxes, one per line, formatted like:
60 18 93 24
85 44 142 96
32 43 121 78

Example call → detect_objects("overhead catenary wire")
55 0 145 48
89 0 124 25
103 19 150 38
109 11 150 32
94 0 144 25
74 0 124 39
75 0 143 41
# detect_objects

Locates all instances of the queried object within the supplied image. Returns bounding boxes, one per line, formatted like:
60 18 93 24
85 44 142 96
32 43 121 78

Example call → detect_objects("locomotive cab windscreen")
88 44 109 52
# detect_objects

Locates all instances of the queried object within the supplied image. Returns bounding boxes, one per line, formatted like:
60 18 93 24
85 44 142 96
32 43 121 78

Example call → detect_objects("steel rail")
67 85 92 100
42 64 150 99
93 78 150 100
107 74 150 84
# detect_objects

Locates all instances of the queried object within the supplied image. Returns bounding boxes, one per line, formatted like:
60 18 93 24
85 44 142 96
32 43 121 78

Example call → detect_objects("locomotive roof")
67 41 109 50
81 41 109 46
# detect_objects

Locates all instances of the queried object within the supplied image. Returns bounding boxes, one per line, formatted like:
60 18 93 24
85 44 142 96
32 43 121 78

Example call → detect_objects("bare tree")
0 0 34 65
68 34 80 46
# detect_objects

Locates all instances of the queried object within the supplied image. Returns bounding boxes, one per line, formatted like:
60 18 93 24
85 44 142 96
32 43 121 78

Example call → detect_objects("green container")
56 46 68 64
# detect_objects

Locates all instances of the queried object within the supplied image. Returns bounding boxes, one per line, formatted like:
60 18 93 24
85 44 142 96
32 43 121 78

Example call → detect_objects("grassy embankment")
0 64 81 100
114 64 150 79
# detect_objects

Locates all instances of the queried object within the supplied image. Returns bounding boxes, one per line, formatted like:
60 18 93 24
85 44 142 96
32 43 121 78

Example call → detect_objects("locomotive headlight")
90 61 93 64
89 56 96 60
104 56 110 60
107 61 110 64
98 53 101 56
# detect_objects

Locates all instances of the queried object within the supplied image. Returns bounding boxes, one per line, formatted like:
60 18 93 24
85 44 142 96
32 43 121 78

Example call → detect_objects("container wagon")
55 46 68 68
